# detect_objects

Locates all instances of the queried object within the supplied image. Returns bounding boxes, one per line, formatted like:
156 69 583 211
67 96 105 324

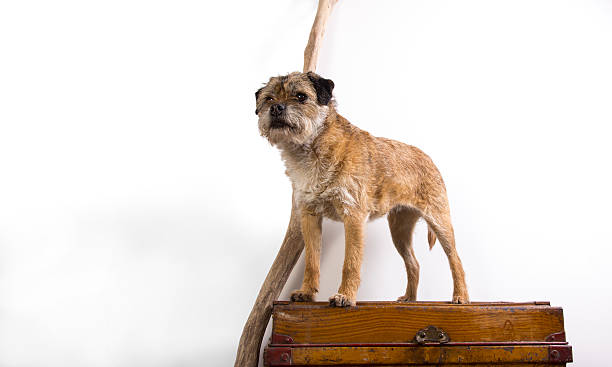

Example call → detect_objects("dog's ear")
255 87 263 115
307 72 334 106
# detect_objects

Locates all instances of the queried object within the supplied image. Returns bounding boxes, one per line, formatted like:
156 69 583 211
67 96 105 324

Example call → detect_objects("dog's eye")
296 93 307 102
265 96 273 101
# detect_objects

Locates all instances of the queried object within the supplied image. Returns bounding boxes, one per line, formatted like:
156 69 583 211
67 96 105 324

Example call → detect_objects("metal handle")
414 325 450 344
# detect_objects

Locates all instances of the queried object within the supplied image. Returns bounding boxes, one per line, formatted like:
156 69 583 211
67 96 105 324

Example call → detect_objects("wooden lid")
271 301 565 345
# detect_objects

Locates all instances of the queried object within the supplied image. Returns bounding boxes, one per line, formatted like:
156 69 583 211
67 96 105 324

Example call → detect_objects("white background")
1 1 611 366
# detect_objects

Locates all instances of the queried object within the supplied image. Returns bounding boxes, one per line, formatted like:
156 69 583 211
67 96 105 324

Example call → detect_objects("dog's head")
255 72 334 146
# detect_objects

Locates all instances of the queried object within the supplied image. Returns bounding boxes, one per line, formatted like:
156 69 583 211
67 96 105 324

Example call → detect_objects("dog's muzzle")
270 119 291 129
269 104 292 129
270 104 285 117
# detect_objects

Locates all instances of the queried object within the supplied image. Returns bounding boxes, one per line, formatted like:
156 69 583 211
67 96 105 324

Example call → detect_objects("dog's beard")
259 105 328 147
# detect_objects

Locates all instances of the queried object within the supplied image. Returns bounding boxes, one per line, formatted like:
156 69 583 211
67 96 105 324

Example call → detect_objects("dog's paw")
396 295 416 302
452 294 469 304
329 293 355 307
290 290 314 302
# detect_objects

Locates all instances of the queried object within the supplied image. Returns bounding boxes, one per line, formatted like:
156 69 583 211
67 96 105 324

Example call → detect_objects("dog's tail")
427 225 437 250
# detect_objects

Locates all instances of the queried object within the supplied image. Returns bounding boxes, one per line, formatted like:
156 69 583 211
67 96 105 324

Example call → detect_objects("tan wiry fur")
256 72 469 307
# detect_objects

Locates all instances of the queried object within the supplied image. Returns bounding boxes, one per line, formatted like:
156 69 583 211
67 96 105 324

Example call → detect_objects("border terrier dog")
255 72 469 307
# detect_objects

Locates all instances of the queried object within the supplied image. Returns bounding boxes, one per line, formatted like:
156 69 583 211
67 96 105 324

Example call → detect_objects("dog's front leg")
290 210 322 302
330 212 366 307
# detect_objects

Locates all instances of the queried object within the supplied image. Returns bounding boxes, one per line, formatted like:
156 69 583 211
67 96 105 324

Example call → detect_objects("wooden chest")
263 301 572 366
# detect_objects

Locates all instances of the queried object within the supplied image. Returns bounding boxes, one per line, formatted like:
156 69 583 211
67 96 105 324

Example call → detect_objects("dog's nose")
270 104 285 117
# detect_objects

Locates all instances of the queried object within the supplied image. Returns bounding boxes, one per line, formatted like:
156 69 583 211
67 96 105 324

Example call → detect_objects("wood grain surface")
286 345 564 365
272 302 565 344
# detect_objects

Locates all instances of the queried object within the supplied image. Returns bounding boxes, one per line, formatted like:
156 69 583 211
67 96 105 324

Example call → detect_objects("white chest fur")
284 151 330 205
281 147 356 216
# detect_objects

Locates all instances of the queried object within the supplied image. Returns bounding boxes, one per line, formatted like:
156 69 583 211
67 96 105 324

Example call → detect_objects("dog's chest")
287 160 334 206
283 152 350 218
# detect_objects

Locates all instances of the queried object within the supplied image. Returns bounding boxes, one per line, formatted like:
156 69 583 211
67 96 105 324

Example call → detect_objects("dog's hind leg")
387 206 421 302
422 206 469 304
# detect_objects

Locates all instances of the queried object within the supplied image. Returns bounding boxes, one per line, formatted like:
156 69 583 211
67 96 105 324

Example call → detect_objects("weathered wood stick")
234 198 304 367
304 0 338 73
234 1 337 366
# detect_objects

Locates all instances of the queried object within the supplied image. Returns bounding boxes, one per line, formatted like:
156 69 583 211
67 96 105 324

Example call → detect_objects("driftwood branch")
234 198 304 367
234 2 337 366
304 0 338 73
